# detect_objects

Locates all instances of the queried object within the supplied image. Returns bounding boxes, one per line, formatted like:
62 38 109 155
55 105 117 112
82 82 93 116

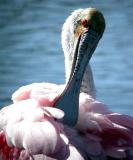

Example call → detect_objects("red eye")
81 19 88 28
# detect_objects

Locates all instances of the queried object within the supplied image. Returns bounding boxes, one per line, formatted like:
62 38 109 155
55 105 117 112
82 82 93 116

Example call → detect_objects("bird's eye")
81 19 88 28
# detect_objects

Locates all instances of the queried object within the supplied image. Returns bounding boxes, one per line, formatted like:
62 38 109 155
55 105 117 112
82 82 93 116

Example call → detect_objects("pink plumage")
0 83 133 159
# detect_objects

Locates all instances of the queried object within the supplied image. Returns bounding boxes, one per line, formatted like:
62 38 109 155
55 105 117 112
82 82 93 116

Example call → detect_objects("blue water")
0 0 133 115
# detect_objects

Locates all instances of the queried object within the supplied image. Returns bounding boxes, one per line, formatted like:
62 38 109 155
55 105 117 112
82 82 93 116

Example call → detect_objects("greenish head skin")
74 8 105 37
84 8 105 34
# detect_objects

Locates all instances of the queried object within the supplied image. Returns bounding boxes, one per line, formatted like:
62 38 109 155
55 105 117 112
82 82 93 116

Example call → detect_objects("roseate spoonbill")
0 8 133 160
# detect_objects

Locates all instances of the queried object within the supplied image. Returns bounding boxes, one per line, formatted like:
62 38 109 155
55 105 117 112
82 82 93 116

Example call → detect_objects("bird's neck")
61 9 96 98
81 64 96 98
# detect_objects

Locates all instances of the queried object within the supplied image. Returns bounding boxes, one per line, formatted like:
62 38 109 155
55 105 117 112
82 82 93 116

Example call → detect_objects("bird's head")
62 8 105 82
74 8 105 37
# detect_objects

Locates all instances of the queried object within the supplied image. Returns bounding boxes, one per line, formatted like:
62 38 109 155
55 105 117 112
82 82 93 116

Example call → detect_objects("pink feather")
0 83 133 159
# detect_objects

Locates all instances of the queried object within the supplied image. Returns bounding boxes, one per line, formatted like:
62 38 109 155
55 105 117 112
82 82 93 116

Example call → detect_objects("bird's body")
1 83 133 160
0 8 133 160
0 83 102 160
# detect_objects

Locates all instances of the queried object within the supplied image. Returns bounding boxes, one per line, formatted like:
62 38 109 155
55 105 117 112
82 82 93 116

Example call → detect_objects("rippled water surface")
0 0 133 115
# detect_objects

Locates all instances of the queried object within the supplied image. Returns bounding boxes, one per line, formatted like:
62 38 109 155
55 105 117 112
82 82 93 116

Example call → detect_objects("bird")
0 7 133 160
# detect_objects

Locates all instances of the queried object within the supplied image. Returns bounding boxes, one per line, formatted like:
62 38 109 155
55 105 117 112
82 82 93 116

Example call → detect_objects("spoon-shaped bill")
54 30 102 126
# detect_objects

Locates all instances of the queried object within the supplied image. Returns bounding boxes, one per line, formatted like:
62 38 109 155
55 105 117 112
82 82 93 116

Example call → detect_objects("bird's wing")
0 99 70 160
77 93 133 159
0 90 90 160
12 83 65 105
